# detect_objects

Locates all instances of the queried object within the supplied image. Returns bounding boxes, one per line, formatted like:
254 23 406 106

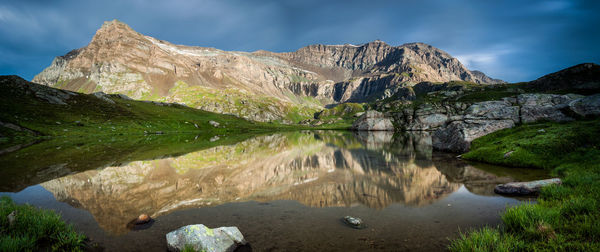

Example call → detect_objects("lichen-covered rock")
517 94 578 123
351 110 394 131
569 94 600 117
494 178 562 195
432 119 515 153
464 100 519 123
166 224 247 252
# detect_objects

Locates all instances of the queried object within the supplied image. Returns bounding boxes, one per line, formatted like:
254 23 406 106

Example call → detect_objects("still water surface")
0 131 547 251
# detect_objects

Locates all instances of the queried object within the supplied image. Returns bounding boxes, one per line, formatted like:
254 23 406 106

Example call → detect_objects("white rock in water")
209 120 220 127
343 216 365 229
166 224 246 252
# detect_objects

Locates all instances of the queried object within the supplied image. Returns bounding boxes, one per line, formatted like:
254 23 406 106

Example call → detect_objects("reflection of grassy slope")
171 131 324 174
450 119 600 251
0 133 259 192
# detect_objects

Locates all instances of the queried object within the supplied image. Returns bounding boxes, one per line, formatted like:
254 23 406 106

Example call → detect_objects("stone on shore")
166 224 246 252
494 178 562 195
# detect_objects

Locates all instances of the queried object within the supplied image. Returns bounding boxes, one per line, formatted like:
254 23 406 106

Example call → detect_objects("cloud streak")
0 0 598 82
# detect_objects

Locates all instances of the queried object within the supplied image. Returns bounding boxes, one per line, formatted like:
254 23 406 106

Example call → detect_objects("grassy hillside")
0 76 349 146
450 119 600 251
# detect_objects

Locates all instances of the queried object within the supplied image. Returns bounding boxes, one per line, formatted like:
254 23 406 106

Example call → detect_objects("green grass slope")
450 119 600 251
0 76 349 146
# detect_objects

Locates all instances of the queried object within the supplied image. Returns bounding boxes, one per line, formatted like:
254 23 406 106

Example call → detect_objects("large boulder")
494 178 562 195
352 110 394 131
432 119 515 153
166 224 247 252
517 94 579 123
464 100 519 123
569 94 600 117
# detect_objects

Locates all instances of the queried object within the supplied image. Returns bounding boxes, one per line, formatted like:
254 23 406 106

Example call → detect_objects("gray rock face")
432 119 515 153
518 94 577 123
569 94 600 117
423 93 600 153
166 224 247 252
351 110 394 131
494 178 562 195
464 100 519 123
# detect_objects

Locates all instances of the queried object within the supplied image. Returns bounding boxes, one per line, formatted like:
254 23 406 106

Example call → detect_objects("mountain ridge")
33 19 503 122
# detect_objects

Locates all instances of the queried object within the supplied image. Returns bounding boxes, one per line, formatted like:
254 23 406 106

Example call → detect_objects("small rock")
137 214 150 223
7 211 16 226
126 214 154 230
504 150 514 158
538 129 546 133
209 120 220 128
343 216 365 229
210 136 220 142
494 178 562 195
55 121 61 125
166 224 247 252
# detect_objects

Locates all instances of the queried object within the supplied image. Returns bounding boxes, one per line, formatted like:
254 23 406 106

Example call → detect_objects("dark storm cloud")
1 0 598 82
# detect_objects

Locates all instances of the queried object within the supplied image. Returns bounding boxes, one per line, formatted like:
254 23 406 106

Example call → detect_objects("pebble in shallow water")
343 216 366 229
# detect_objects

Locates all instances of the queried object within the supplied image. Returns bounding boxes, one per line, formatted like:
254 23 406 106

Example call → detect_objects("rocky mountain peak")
90 19 142 45
33 20 504 122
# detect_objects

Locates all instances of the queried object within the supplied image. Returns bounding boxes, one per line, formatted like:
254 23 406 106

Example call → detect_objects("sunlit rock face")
33 20 501 121
42 131 520 234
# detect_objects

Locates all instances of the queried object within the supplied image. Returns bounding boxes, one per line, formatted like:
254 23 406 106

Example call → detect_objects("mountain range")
33 20 502 122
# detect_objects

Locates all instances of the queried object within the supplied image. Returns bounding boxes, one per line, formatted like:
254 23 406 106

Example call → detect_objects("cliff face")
33 20 502 121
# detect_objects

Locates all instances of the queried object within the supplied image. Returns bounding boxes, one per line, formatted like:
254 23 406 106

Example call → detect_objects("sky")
0 0 598 82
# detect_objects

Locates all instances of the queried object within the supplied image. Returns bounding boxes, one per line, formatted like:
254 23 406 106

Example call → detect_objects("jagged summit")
33 20 504 121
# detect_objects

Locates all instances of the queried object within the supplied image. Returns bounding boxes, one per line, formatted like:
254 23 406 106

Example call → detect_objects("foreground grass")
0 196 85 251
450 119 600 251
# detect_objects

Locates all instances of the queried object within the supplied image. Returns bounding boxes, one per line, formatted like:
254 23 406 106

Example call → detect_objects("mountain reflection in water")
37 131 541 234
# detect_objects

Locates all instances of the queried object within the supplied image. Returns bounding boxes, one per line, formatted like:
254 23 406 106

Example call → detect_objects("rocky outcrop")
494 178 562 195
166 224 247 252
432 119 515 153
518 93 580 123
33 20 501 122
351 110 394 131
569 94 600 117
383 93 600 153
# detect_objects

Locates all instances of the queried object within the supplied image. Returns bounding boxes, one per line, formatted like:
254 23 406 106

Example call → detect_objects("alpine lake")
0 130 549 251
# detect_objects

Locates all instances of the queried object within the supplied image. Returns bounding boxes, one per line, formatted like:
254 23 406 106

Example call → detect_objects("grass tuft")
0 196 86 251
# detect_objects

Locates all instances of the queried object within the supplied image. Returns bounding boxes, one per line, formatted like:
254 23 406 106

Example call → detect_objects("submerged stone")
343 216 365 229
126 214 154 231
166 224 246 252
494 178 562 195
